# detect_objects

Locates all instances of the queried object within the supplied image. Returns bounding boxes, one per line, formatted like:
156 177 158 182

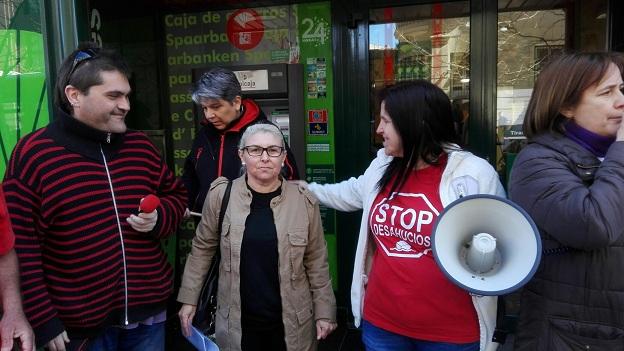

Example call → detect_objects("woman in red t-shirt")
304 80 505 351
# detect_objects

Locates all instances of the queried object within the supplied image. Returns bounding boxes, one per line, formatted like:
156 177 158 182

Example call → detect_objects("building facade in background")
1 2 623 348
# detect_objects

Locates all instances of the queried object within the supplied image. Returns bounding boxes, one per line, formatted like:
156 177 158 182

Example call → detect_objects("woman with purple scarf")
509 52 624 351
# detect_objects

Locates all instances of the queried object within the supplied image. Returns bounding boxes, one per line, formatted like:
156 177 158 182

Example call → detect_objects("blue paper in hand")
185 325 220 351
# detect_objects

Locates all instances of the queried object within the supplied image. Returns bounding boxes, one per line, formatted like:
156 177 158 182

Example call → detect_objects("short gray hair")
192 67 242 104
239 123 285 149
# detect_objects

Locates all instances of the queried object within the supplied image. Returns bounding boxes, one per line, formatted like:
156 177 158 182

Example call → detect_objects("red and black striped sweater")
2 109 187 346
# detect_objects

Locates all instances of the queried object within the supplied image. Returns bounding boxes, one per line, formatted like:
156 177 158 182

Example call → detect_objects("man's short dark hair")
54 42 132 113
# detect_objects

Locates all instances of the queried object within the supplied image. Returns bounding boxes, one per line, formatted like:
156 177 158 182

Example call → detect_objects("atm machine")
192 63 305 176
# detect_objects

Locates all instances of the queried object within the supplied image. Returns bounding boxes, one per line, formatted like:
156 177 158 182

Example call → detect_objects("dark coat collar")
531 132 599 165
48 108 125 161
531 132 600 182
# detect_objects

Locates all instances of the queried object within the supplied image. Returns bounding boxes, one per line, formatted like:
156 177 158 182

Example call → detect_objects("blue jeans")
86 321 165 351
362 320 479 351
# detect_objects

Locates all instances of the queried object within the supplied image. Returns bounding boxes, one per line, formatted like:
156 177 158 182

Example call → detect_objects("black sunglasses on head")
66 48 99 84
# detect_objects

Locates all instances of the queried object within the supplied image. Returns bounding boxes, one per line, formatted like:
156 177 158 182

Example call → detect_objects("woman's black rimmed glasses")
67 49 98 83
241 145 284 157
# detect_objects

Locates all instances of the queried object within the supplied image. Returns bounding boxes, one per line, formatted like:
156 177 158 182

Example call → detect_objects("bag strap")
492 295 508 344
217 180 233 238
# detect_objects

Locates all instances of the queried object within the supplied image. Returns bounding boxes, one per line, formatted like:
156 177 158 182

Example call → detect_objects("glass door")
368 2 470 154
496 0 607 183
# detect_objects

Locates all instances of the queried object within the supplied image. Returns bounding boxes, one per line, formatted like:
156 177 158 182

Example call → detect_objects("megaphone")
432 194 541 296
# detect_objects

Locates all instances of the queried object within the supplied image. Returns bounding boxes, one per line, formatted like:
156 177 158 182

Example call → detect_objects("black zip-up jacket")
183 99 299 212
509 132 624 351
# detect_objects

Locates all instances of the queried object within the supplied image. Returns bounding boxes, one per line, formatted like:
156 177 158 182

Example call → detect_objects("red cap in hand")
140 194 160 213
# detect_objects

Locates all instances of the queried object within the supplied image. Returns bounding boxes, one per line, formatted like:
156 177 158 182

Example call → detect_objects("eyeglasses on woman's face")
241 145 284 157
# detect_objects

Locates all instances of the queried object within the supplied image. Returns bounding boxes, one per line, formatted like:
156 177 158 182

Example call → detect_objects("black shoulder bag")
193 180 232 337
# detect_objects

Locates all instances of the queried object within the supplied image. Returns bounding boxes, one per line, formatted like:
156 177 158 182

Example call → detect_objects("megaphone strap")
492 297 508 344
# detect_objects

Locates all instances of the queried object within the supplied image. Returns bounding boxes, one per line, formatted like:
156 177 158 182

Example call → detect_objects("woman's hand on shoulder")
178 304 197 338
316 319 337 340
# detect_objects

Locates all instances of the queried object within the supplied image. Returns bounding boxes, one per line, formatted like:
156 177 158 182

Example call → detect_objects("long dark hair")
377 80 459 195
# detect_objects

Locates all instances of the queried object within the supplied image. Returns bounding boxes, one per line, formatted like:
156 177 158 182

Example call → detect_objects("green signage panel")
0 29 49 177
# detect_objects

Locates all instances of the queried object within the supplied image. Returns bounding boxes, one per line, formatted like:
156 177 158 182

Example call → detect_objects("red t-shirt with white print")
363 154 479 343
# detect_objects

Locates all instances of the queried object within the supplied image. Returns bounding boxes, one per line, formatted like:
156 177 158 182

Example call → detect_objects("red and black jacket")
2 109 187 346
183 99 299 212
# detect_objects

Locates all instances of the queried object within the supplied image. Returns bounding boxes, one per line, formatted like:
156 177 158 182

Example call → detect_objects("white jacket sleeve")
453 153 506 198
308 176 365 212
480 158 506 198
308 150 390 212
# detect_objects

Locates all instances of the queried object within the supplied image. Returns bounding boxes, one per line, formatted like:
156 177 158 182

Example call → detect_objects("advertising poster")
298 2 337 286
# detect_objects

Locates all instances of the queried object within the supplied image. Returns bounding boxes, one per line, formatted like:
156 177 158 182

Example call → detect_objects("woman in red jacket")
183 67 299 214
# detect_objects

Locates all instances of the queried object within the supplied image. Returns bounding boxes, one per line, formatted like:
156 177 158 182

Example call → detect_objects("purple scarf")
564 121 615 158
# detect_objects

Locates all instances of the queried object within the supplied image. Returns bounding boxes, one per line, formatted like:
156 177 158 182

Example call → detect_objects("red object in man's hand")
139 194 160 213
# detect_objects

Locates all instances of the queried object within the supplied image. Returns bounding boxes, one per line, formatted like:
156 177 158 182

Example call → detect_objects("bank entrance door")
364 0 607 183
368 2 471 153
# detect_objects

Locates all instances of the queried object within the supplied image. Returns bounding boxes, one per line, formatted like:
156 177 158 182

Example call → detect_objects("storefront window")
0 0 49 176
369 2 470 151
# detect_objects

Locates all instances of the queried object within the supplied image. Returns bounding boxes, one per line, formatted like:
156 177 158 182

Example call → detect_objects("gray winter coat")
509 132 624 351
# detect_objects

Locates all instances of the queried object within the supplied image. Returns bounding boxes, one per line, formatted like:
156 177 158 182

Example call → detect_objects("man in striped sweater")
2 43 186 351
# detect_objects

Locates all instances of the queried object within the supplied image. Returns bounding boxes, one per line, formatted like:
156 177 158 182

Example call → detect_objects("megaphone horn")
432 194 541 296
